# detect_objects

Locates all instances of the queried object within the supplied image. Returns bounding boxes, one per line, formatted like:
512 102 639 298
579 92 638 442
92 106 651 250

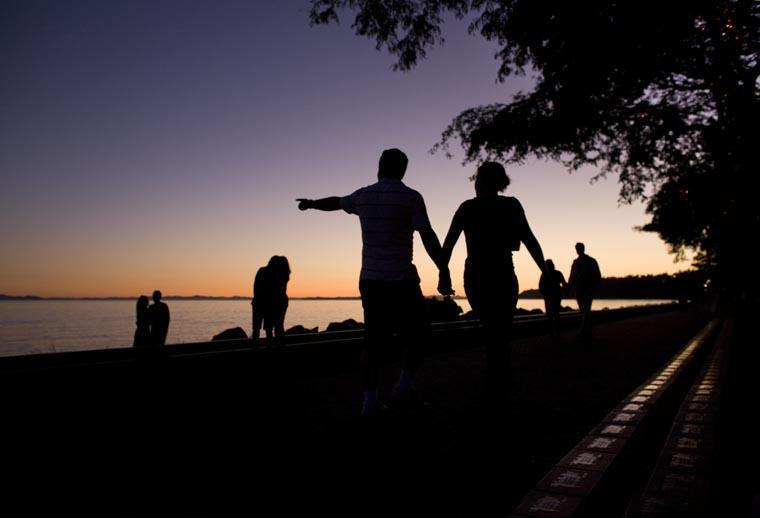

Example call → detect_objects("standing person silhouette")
539 259 567 338
440 162 546 407
133 295 151 347
252 255 290 347
148 290 170 346
297 148 449 417
568 243 602 339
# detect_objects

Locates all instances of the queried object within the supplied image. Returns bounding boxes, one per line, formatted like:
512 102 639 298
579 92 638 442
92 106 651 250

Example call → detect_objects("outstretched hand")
296 198 312 210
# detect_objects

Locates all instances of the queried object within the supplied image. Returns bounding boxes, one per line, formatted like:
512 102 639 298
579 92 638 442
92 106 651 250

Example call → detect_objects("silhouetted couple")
539 244 602 339
299 150 546 415
133 290 170 346
252 255 290 347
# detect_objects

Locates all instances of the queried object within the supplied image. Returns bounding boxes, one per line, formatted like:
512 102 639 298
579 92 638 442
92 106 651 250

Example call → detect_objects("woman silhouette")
133 295 151 347
539 259 567 338
440 162 546 403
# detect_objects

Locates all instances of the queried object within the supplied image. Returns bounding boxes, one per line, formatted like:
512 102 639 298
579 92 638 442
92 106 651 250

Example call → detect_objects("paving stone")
558 449 616 472
512 491 582 517
579 435 627 454
593 423 635 438
536 467 603 497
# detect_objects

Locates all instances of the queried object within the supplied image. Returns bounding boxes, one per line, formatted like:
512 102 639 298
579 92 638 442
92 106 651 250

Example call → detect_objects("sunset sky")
0 1 688 298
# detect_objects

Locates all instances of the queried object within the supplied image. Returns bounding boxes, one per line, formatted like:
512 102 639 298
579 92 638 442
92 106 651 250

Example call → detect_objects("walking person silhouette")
440 162 546 408
297 148 450 417
539 259 567 338
568 242 602 340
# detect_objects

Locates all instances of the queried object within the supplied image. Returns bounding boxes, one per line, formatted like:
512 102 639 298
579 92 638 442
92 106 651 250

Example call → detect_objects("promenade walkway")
3 308 716 516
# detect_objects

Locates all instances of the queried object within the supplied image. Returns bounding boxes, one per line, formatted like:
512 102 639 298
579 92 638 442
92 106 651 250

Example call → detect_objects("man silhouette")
297 148 449 416
568 243 601 339
148 290 170 346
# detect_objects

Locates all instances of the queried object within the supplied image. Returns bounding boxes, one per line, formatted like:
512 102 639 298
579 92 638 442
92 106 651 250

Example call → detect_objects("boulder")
325 319 365 332
212 327 248 341
285 325 319 335
425 296 463 322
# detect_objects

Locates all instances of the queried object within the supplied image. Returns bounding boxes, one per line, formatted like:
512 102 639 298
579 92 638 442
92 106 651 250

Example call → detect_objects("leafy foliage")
310 1 760 297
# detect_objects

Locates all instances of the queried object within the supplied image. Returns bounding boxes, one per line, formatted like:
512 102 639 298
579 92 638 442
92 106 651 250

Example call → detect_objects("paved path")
6 309 708 517
172 309 705 517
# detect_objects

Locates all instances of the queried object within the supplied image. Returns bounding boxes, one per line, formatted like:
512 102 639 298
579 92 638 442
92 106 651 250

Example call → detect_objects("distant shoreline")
0 295 365 301
0 272 700 302
0 294 677 301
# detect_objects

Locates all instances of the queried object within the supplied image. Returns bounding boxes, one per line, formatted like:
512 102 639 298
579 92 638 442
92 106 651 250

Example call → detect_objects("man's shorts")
359 278 429 348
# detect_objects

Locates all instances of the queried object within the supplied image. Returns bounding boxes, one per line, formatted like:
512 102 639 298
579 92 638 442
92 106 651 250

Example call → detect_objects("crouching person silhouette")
252 255 290 347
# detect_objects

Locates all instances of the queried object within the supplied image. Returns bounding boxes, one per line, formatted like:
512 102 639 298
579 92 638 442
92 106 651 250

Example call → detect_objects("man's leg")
359 279 388 415
263 314 274 341
252 307 263 340
577 296 593 337
270 304 286 347
550 298 562 337
393 281 429 400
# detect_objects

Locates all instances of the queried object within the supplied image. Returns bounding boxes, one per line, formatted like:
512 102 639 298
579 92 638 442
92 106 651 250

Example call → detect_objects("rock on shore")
285 325 319 335
212 327 248 341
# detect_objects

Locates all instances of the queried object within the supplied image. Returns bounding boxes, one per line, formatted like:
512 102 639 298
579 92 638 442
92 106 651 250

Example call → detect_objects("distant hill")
519 271 705 300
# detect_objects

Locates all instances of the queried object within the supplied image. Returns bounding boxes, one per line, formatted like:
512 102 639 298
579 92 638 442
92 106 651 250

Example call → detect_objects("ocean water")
0 298 674 357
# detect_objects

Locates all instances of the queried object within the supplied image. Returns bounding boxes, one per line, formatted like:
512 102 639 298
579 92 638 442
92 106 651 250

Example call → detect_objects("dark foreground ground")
6 308 754 517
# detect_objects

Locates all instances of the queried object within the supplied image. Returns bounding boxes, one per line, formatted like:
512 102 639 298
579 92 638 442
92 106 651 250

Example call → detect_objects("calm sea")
0 298 673 357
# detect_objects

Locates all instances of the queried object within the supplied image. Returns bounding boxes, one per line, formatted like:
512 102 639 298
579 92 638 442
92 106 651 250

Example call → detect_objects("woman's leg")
252 306 263 340
273 307 286 347
468 268 516 407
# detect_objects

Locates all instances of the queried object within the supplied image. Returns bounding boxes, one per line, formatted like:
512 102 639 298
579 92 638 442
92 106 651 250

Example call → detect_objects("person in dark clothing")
568 242 602 339
251 255 290 346
133 295 151 347
148 290 170 346
440 162 546 406
539 259 567 338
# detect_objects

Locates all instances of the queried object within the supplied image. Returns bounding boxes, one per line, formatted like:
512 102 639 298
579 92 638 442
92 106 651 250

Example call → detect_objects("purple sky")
0 1 687 297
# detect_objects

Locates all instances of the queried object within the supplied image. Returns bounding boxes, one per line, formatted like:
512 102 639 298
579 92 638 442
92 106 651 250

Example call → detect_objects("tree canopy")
309 0 760 299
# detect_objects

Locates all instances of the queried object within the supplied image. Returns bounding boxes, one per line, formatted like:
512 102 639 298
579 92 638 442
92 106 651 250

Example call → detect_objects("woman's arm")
514 199 546 274
441 213 463 267
437 213 463 296
521 221 546 274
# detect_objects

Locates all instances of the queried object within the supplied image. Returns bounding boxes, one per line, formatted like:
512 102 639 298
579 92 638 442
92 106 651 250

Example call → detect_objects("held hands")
437 268 455 297
296 198 313 210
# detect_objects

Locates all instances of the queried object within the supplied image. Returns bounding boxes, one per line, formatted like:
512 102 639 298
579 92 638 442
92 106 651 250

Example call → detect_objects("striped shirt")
340 178 431 281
